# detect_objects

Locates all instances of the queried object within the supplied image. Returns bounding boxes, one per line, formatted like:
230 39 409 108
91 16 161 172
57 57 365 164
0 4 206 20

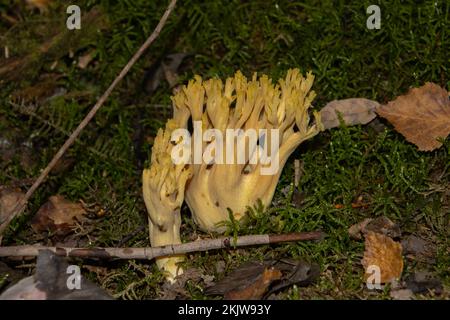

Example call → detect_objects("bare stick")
294 159 303 188
0 231 323 259
0 0 177 236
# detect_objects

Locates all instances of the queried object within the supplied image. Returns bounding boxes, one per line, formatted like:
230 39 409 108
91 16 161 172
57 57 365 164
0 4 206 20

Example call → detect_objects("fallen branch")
0 0 177 237
0 231 323 259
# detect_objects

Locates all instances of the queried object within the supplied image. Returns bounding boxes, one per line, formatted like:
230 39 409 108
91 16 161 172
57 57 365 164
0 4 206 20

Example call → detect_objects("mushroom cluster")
143 69 323 281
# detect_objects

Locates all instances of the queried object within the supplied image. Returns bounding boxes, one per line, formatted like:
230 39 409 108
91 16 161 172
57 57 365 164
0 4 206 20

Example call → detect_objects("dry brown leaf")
362 231 403 284
0 187 25 225
225 267 282 300
320 98 379 129
205 259 318 299
31 195 86 234
376 82 450 151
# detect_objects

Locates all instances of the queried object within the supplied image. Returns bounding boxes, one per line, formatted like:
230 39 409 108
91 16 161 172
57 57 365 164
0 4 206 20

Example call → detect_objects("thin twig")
0 0 177 236
0 231 324 259
294 159 303 188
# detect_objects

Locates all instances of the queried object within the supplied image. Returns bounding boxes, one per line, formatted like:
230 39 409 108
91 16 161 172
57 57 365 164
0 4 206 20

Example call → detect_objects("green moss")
0 0 448 299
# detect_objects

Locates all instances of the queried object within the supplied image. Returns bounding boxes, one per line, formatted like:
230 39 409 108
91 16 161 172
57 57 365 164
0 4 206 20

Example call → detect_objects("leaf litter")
205 259 319 300
376 83 450 151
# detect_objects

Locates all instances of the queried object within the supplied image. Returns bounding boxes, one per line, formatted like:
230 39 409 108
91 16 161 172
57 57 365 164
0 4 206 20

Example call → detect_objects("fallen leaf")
205 262 276 299
0 250 112 300
31 195 86 234
0 187 25 226
320 98 379 129
264 260 320 298
376 82 450 151
0 276 45 300
362 231 403 284
225 267 282 300
364 216 401 238
349 216 401 240
206 259 318 300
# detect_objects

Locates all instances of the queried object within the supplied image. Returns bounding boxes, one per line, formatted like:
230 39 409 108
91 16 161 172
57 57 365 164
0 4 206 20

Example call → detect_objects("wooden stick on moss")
0 0 177 237
0 231 324 259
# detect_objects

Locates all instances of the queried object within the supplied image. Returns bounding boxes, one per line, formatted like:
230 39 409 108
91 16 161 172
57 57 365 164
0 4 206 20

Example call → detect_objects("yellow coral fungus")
143 69 323 280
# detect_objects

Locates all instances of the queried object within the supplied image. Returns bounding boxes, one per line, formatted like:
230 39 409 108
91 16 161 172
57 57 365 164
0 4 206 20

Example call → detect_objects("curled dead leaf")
362 231 403 284
376 82 450 151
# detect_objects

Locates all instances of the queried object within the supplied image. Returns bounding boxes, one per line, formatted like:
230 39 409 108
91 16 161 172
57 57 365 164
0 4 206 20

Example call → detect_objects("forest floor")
0 0 448 299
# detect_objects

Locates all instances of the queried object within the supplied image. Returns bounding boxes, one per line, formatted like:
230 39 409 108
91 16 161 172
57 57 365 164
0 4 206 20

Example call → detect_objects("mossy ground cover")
0 0 448 299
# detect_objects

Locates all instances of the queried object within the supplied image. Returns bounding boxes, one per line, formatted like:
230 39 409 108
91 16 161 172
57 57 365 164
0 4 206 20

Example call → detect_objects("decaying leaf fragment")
205 259 319 299
205 262 282 300
320 98 379 129
225 267 282 300
362 231 403 284
31 195 86 234
376 82 450 151
0 187 25 226
348 216 401 240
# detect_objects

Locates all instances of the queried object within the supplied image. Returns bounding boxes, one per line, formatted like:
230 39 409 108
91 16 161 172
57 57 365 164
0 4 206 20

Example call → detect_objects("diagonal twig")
0 231 324 259
0 0 177 237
